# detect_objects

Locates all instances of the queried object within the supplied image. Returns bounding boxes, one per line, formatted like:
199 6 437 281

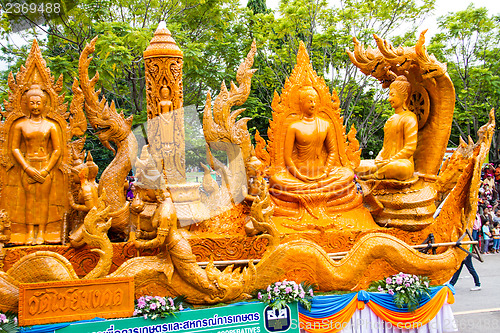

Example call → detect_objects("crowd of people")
476 163 500 254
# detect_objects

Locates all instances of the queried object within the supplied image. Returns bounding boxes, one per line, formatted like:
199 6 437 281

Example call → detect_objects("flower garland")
368 272 431 312
257 280 315 311
134 296 186 320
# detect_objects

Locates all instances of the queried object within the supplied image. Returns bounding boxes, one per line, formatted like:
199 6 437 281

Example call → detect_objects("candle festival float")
0 22 494 331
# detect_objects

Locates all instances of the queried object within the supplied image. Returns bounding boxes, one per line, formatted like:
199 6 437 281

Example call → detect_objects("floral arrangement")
257 280 315 311
0 312 18 333
133 296 186 320
368 272 431 312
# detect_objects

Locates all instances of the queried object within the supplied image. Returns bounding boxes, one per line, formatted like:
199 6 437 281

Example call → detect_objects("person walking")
449 254 481 291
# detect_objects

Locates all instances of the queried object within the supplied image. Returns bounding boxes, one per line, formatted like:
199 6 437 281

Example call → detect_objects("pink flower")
146 296 153 301
0 313 7 323
133 310 139 316
395 276 403 285
169 298 174 307
150 303 157 310
309 289 314 296
143 314 148 320
378 286 383 292
268 294 271 300
405 283 410 287
137 299 146 309
388 289 394 295
159 298 166 306
424 281 429 287
258 292 262 300
285 287 292 293
274 286 279 293
386 278 392 284
179 304 183 311
275 282 282 286
299 291 305 299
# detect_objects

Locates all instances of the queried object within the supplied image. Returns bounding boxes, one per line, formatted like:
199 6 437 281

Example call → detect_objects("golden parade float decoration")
0 24 495 316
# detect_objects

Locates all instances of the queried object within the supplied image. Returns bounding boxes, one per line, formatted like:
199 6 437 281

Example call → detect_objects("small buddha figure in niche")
157 85 175 171
11 85 62 244
356 76 418 181
157 85 173 116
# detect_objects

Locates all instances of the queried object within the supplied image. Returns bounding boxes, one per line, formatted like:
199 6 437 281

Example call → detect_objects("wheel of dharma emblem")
408 85 430 129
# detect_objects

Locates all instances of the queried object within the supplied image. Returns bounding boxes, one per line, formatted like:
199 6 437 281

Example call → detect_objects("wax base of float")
17 286 457 333
0 23 494 321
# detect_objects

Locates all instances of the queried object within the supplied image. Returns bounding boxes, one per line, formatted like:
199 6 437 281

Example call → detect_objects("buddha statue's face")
388 84 407 112
299 89 318 118
160 87 170 100
28 95 44 116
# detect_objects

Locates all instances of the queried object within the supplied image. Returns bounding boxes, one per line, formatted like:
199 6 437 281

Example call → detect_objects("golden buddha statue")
270 86 352 199
263 42 378 230
356 76 418 181
281 86 339 183
269 85 362 220
11 85 62 245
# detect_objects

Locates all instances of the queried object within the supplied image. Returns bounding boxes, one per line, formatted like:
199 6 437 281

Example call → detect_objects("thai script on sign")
28 287 123 315
94 313 261 333
19 277 134 326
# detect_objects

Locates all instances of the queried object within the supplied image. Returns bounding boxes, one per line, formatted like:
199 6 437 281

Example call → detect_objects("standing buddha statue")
11 84 62 244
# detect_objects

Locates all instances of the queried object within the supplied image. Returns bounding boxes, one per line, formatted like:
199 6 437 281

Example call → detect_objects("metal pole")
197 241 479 267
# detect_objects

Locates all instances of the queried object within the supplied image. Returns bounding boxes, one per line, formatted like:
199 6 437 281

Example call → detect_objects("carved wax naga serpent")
77 37 138 238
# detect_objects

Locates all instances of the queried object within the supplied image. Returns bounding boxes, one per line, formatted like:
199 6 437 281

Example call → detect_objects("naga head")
204 261 256 303
90 100 133 154
79 36 133 154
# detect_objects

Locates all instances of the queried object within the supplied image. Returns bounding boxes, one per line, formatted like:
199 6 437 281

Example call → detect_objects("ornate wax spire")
143 21 183 59
143 22 186 183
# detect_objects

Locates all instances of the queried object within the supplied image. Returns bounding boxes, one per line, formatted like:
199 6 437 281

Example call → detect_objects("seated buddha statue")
269 86 359 218
356 76 418 181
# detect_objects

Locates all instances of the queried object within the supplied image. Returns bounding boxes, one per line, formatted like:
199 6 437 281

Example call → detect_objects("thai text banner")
56 302 299 333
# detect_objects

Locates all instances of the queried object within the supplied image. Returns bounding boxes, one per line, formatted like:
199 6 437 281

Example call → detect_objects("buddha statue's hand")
25 166 46 183
40 168 49 178
304 171 329 182
375 159 391 168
